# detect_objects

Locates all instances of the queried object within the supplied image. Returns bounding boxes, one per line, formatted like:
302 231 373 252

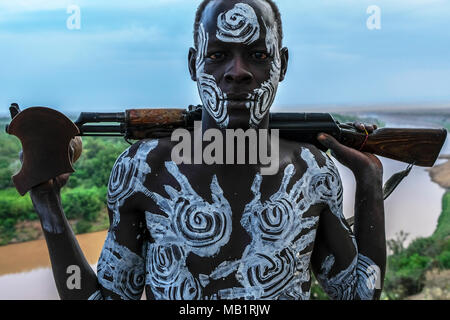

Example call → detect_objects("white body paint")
145 161 232 299
144 147 369 300
95 140 158 300
107 139 158 227
96 139 379 300
97 232 146 300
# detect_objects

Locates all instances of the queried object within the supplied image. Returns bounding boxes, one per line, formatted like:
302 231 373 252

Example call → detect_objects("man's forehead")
200 0 276 37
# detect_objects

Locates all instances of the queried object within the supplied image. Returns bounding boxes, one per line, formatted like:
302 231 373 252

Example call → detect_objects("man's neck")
194 112 274 168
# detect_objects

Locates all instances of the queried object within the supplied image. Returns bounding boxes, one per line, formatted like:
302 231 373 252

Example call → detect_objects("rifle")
6 104 448 201
74 104 447 168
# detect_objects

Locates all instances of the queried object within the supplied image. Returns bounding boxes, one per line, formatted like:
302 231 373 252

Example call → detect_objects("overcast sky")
0 0 449 115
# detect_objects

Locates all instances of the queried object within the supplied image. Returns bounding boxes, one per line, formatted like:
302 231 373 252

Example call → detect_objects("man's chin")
226 111 252 130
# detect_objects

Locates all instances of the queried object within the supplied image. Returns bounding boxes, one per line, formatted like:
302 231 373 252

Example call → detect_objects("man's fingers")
70 136 83 164
350 121 377 134
317 133 350 158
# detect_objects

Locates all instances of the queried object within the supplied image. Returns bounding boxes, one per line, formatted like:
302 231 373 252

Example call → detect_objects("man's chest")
142 162 324 300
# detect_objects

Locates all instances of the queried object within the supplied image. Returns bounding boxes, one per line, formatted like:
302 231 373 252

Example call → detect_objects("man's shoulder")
114 137 173 170
279 137 332 169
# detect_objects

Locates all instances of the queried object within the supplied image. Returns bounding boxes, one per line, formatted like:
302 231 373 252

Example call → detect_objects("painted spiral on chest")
253 198 295 242
97 234 146 300
216 3 260 45
174 197 231 252
148 244 184 287
306 168 343 214
119 266 146 300
242 248 296 299
147 244 202 300
167 276 202 300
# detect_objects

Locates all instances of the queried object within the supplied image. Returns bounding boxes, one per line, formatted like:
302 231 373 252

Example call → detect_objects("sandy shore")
0 230 107 276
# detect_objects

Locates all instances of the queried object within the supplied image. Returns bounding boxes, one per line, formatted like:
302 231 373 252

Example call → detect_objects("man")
29 0 385 300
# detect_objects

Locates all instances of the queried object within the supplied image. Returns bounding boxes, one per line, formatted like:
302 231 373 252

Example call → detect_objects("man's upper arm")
310 154 379 300
92 140 159 300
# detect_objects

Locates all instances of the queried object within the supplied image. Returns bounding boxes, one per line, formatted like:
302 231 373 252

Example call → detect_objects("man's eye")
208 52 225 60
253 52 269 61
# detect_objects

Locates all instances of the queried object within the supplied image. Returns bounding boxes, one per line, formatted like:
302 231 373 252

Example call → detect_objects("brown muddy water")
0 230 107 276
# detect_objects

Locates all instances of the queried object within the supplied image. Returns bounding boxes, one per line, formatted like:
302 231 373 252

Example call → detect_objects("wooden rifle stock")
339 128 447 167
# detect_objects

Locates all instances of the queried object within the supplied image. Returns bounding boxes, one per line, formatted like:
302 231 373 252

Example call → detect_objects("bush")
61 187 104 221
405 237 437 258
68 137 129 188
0 189 36 222
0 130 124 245
384 252 432 299
433 192 450 240
437 250 450 269
75 220 93 234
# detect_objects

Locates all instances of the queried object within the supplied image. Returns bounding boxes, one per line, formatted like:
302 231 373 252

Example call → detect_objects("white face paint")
246 20 282 128
216 3 260 44
198 2 282 128
196 3 267 128
196 23 229 128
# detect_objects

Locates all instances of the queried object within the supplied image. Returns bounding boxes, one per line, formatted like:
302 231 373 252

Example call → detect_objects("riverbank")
0 230 107 276
428 155 450 190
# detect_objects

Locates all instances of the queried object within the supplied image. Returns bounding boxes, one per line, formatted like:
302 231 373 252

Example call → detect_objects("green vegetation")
0 120 129 245
382 191 450 299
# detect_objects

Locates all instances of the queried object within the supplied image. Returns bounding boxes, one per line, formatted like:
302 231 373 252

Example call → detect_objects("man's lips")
221 93 256 102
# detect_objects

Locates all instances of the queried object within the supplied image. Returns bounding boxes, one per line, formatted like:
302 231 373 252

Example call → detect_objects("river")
341 112 449 244
0 113 448 299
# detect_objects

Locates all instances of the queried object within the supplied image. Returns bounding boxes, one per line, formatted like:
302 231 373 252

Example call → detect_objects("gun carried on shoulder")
74 104 447 168
6 103 448 196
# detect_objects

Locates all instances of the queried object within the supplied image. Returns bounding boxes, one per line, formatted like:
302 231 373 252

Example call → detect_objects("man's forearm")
353 173 386 298
30 190 101 299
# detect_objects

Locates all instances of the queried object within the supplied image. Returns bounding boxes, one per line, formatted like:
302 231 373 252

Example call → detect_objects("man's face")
191 0 288 129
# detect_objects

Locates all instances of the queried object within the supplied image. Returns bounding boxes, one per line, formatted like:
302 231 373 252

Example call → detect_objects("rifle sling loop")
359 127 369 151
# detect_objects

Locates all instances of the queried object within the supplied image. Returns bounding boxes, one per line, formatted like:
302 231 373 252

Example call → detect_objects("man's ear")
279 47 289 82
188 47 198 82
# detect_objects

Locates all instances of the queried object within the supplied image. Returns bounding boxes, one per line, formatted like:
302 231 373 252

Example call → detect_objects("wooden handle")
340 128 447 167
126 109 186 126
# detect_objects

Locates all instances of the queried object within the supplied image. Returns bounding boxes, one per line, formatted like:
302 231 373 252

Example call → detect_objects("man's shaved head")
188 0 289 129
193 0 283 49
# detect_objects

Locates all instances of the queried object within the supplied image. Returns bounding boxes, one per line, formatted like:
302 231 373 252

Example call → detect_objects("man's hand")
20 136 82 195
317 122 383 182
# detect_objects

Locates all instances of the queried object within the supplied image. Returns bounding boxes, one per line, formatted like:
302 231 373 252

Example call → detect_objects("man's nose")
224 57 253 84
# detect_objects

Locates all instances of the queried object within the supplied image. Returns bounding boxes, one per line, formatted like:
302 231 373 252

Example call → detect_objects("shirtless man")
29 0 385 300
